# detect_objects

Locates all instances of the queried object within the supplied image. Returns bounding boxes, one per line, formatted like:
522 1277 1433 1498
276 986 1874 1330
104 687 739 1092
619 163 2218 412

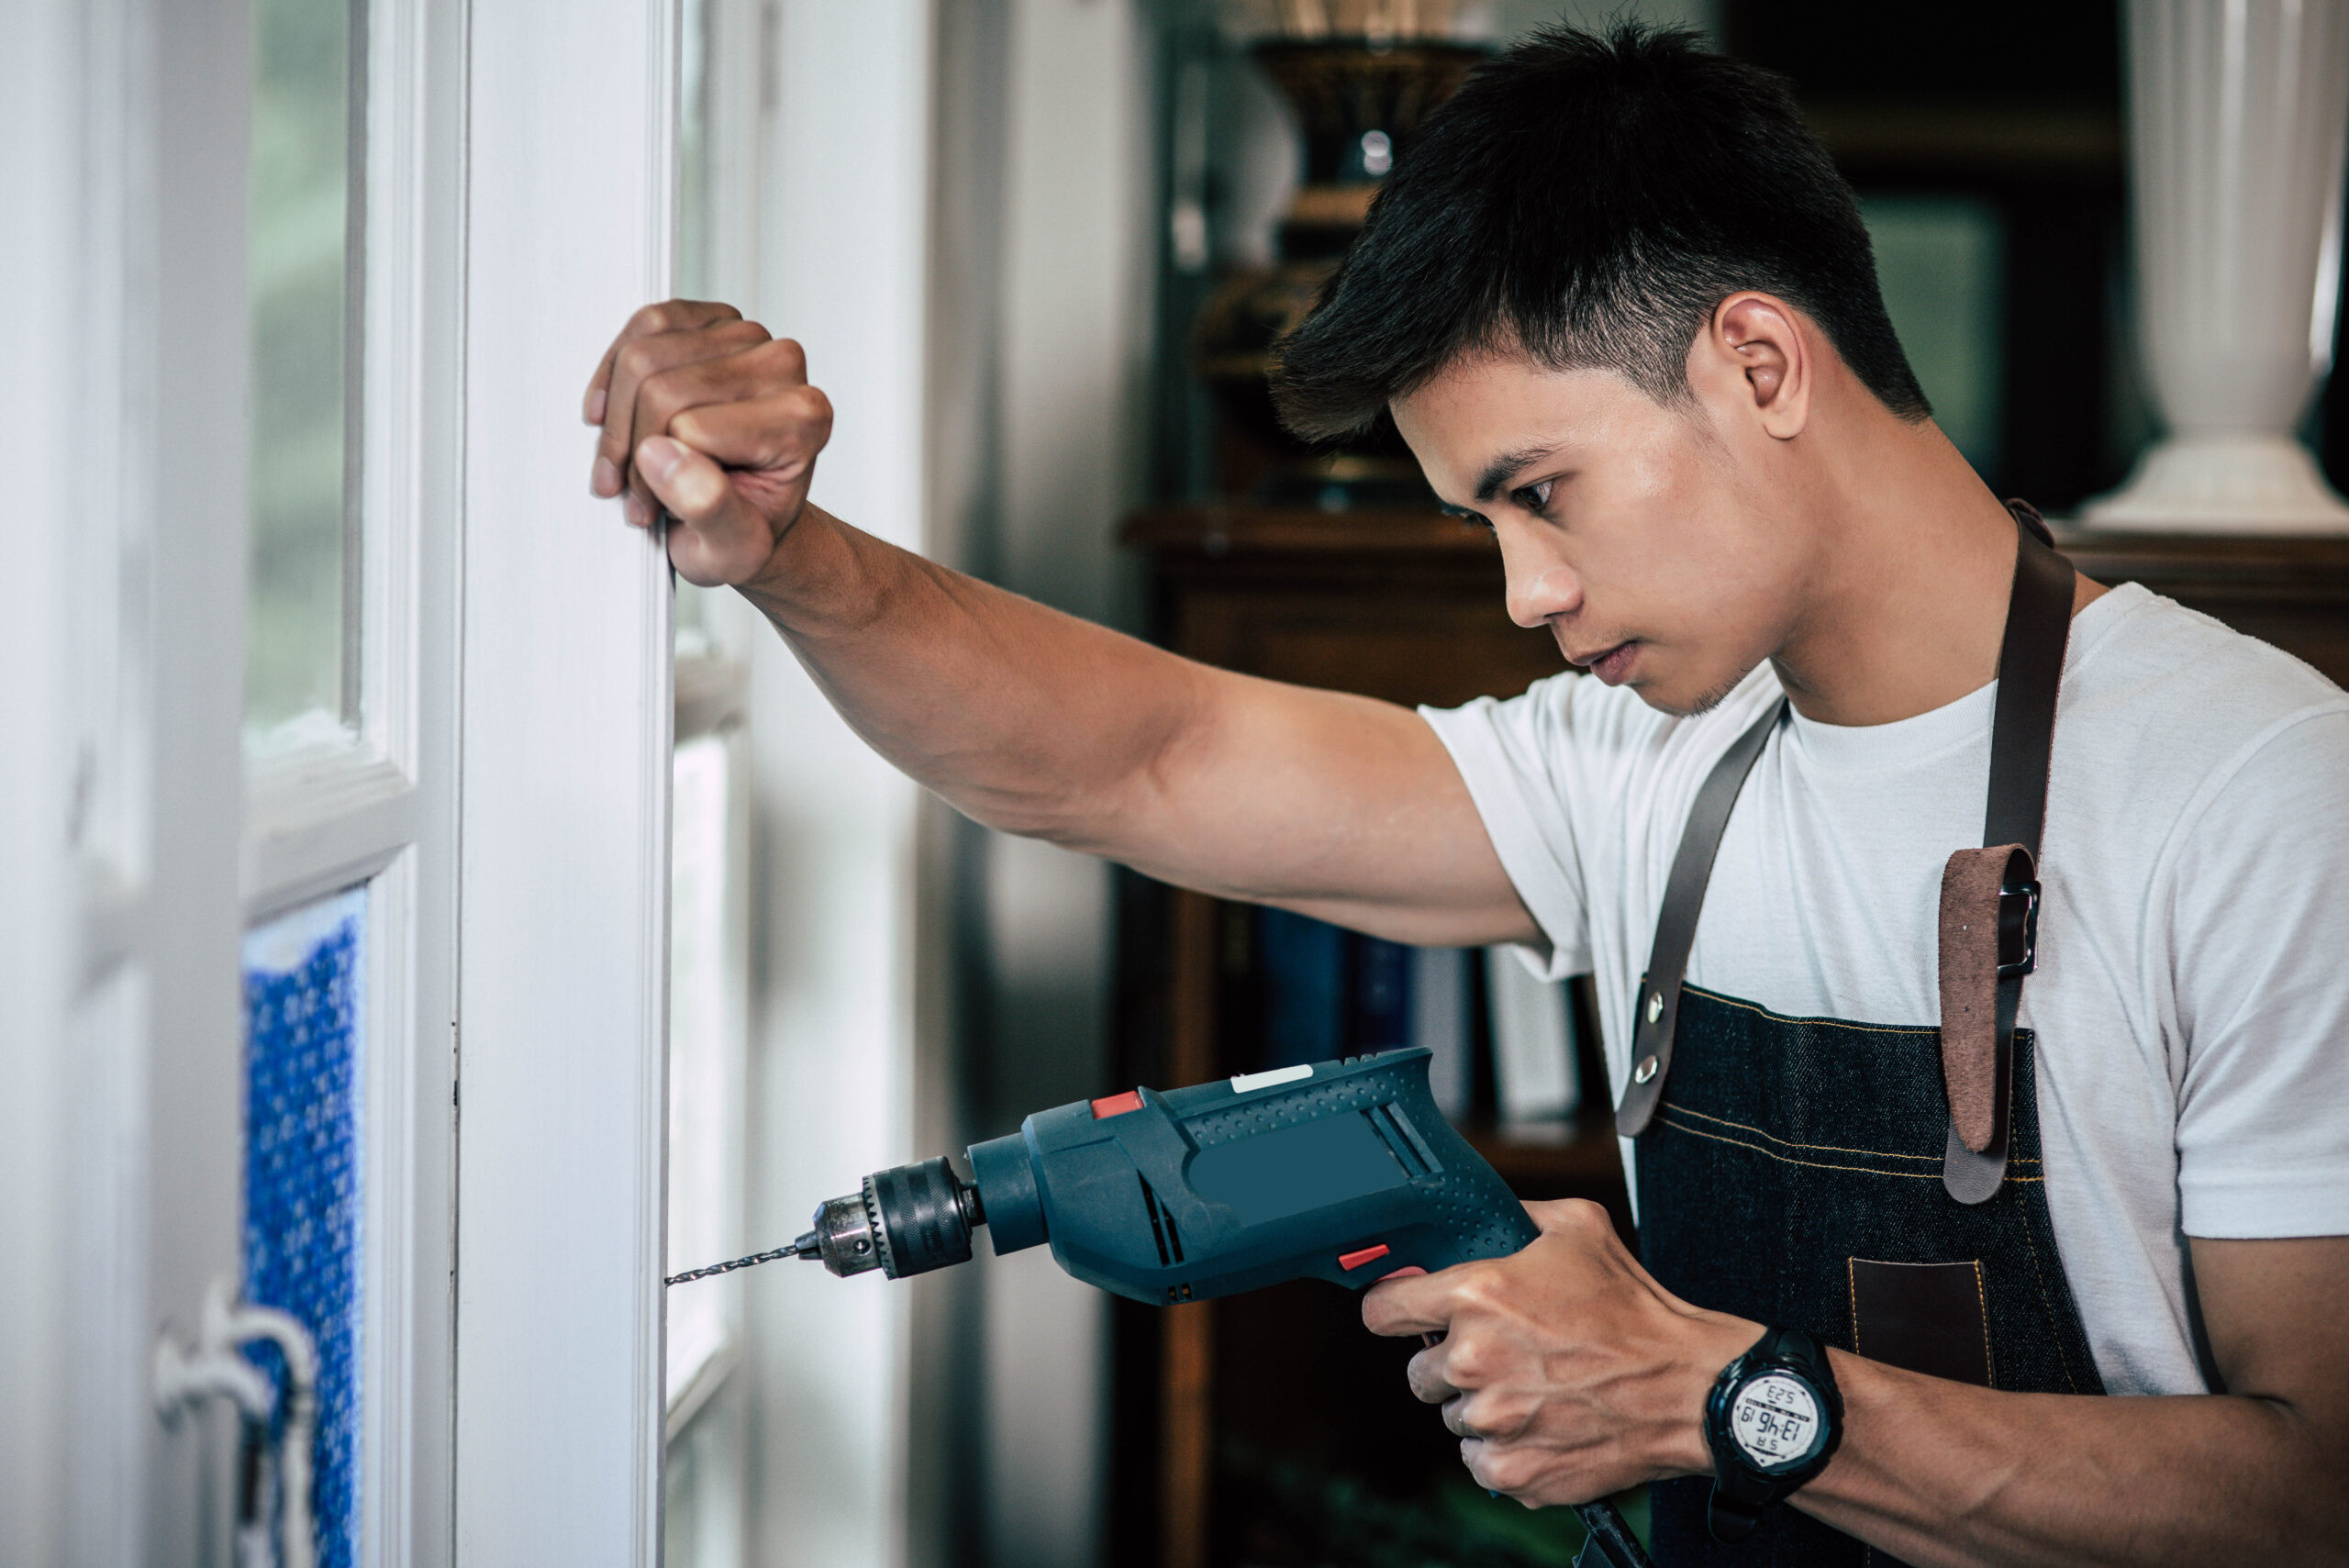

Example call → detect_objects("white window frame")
451 2 677 1565
5 0 677 1562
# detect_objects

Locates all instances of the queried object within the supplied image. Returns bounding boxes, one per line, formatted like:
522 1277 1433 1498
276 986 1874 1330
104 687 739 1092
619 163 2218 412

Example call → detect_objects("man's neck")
1765 415 2099 728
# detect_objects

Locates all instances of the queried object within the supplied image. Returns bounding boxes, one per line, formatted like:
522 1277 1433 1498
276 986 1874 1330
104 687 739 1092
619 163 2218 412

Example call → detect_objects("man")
584 26 2348 1567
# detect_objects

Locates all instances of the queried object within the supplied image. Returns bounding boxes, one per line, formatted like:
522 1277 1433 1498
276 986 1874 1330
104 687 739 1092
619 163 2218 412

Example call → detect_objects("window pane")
243 887 366 1568
246 0 359 755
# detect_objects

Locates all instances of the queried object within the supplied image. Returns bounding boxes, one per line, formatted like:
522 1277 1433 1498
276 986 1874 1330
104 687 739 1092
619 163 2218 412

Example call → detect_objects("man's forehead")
1392 354 1655 497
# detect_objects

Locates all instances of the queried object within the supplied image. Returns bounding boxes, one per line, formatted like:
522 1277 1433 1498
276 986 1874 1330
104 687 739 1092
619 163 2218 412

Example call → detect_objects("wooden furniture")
1116 505 2349 1568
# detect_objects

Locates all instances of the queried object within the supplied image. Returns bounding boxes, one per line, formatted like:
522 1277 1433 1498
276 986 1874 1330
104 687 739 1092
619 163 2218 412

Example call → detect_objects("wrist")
735 502 845 622
1657 1310 1766 1478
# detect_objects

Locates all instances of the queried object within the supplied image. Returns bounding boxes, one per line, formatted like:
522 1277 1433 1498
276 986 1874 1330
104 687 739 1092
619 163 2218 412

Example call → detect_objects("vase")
1193 39 1486 506
2084 0 2349 533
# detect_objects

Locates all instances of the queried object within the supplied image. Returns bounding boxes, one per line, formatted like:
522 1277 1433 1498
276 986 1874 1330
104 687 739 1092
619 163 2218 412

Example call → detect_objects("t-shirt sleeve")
1419 675 1596 980
2167 704 2349 1240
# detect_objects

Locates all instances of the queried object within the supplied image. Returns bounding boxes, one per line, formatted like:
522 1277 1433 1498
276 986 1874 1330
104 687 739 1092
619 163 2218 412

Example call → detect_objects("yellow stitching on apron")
1659 1101 2040 1169
1970 1259 1995 1390
1653 1111 2043 1183
2018 1192 2084 1396
1847 1257 1862 1354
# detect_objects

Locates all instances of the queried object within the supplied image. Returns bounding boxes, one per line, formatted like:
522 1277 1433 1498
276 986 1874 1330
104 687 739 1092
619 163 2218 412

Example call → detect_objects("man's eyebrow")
1472 445 1558 503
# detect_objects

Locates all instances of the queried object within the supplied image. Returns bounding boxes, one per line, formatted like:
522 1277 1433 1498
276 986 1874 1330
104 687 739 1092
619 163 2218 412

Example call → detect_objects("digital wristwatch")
1702 1325 1844 1542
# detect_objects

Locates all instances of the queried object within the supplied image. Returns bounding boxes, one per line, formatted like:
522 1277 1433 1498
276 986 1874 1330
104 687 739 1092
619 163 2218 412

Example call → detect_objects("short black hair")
1270 24 1929 442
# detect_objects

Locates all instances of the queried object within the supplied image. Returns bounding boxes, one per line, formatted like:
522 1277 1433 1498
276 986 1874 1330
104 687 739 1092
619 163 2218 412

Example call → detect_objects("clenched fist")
583 299 833 588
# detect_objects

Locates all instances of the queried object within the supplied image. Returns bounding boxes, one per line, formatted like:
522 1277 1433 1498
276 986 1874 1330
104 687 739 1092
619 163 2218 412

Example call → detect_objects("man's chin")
1629 665 1758 719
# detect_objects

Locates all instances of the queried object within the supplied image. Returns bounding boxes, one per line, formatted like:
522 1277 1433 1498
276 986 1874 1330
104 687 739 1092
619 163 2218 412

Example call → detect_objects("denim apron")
1612 508 2104 1566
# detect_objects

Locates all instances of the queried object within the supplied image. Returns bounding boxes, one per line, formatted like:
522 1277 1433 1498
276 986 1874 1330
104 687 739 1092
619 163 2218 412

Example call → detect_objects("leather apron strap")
1614 698 1783 1138
1613 507 2076 1209
1939 516 2075 1201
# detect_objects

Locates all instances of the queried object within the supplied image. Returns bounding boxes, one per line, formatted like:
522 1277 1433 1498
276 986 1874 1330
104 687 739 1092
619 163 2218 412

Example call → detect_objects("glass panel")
246 0 360 755
666 732 739 1408
243 887 367 1568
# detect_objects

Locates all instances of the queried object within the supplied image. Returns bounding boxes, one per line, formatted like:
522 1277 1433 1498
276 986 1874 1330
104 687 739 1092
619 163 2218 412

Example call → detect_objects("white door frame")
452 0 677 1561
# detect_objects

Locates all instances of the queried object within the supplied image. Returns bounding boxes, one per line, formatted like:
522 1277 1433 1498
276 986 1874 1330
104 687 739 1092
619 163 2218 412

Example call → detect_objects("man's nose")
1503 556 1584 629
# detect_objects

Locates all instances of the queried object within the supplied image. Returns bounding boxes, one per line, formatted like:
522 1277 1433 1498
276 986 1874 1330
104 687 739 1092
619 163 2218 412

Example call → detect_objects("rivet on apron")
1634 1055 1659 1084
1645 991 1664 1024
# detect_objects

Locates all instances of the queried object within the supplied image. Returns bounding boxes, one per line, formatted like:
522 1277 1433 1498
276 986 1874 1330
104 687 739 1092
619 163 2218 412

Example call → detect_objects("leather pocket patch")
1849 1258 1993 1387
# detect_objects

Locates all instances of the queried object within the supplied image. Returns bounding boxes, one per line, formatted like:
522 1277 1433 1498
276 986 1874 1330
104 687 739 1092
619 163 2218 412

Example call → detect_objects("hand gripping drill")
671 1046 1653 1568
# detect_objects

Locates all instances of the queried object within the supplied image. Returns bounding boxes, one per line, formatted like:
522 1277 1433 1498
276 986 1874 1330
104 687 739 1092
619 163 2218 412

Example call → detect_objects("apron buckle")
1996 879 2041 978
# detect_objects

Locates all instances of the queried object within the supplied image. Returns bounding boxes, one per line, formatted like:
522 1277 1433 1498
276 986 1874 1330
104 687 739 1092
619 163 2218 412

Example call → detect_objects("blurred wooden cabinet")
1113 505 2349 1568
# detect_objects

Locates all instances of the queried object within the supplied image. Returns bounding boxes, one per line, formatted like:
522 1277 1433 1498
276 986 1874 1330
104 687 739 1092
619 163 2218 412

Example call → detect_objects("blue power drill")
671 1046 1653 1568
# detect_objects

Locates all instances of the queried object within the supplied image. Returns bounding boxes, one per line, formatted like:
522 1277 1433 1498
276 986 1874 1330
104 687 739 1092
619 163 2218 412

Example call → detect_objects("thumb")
635 435 781 588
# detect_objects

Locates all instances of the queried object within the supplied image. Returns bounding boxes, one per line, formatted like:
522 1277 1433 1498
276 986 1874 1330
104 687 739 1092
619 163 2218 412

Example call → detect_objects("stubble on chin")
1639 662 1761 719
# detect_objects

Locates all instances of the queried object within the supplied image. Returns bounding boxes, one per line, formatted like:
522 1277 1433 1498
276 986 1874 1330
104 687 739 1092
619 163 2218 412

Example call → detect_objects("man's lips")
1566 639 1638 685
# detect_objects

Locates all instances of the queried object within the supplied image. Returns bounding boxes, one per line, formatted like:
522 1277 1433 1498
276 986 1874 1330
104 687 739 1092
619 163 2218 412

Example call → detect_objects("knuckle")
632 302 675 334
617 339 661 380
1481 1448 1539 1496
637 365 682 412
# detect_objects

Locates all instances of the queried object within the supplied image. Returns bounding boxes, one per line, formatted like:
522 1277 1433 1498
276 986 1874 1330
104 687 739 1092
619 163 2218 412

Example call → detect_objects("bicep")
1080 664 1541 948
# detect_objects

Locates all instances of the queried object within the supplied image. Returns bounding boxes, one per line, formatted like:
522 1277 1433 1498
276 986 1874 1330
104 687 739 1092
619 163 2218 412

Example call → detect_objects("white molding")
244 752 419 920
452 0 675 1562
361 848 421 1568
362 3 467 1565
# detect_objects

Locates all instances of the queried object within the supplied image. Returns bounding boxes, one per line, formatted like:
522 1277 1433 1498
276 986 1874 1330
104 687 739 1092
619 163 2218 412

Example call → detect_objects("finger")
600 317 772 496
629 342 813 470
635 435 784 588
669 385 833 475
1362 1268 1464 1338
1405 1342 1461 1406
1464 1440 1547 1501
584 298 744 423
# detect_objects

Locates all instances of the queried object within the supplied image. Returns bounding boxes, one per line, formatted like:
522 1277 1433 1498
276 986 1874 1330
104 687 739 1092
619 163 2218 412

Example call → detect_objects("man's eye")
1516 479 1554 513
1441 505 1493 532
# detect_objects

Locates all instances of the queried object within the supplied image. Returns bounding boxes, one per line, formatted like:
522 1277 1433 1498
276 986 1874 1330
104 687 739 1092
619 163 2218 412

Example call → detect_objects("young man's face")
1392 350 1820 717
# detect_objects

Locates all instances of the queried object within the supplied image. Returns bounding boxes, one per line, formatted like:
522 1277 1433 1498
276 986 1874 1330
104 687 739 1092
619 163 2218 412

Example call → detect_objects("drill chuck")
796 1155 987 1280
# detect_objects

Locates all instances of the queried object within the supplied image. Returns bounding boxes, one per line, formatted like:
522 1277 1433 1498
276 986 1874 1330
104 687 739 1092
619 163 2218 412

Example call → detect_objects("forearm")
737 503 1201 845
1791 1351 2344 1566
733 504 1531 942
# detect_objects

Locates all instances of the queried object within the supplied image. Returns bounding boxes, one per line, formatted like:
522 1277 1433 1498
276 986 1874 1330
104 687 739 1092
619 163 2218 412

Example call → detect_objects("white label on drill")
1229 1063 1314 1095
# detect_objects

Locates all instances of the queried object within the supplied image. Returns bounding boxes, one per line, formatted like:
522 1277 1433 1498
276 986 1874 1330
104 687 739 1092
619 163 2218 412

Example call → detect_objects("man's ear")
1700 293 1810 440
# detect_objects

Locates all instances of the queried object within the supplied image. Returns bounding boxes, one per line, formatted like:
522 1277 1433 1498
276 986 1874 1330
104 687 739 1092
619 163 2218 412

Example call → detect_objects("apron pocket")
1849 1258 1993 1387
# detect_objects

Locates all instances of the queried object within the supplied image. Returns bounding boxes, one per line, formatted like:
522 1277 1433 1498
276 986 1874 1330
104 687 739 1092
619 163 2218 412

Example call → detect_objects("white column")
2085 0 2349 533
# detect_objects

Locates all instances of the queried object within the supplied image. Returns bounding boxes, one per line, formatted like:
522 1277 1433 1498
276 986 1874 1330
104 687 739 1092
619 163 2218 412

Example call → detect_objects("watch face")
1729 1372 1824 1471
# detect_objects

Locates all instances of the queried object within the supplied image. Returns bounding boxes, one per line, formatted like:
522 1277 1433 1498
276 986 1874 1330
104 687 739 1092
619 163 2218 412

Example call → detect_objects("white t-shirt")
1421 584 2349 1397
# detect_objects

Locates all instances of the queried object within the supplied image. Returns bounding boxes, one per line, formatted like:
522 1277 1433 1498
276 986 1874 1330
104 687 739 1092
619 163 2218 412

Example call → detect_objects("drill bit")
664 1231 820 1286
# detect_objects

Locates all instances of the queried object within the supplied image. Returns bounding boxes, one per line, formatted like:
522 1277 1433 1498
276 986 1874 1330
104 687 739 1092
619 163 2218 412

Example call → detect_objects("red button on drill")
1338 1243 1391 1272
1090 1089 1145 1118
